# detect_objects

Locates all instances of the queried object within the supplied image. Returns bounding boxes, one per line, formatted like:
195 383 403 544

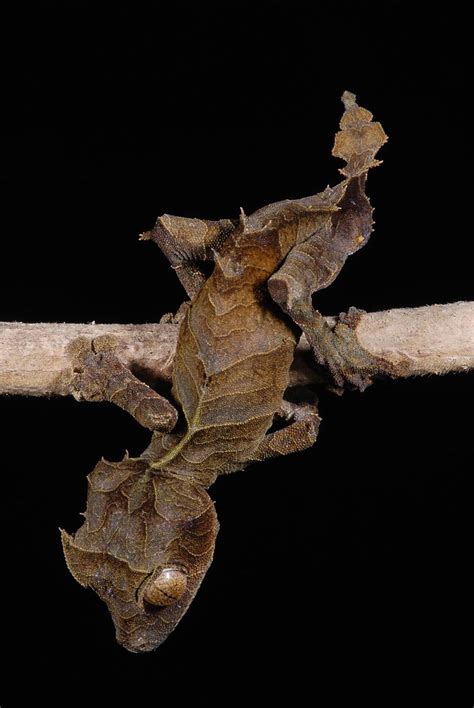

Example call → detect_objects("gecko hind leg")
251 400 321 463
268 93 388 392
141 214 238 299
72 337 178 432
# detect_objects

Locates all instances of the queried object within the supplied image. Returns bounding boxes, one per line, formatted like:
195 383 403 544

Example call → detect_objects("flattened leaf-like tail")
61 455 218 653
334 90 387 178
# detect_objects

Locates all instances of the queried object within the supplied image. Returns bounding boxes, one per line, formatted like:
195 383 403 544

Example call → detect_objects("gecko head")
61 458 219 653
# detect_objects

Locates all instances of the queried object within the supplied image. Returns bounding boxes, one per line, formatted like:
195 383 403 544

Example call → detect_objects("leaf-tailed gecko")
62 92 387 652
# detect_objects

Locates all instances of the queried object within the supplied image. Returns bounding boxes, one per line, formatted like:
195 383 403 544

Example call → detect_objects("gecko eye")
143 567 188 606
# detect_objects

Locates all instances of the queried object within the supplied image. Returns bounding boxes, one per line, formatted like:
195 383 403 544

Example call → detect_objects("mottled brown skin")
63 92 386 652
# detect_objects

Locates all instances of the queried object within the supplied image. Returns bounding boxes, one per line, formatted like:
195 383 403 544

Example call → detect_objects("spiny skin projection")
62 92 387 653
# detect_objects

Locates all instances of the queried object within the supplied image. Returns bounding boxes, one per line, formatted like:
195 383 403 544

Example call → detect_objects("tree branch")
0 302 472 397
0 322 179 397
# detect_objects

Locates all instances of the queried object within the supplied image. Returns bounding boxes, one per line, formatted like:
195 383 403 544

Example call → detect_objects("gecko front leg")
71 336 178 432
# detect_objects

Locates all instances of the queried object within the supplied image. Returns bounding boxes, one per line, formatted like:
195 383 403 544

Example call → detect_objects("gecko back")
147 222 299 485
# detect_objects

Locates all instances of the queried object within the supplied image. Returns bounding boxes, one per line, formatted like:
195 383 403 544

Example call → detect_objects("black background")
1 1 472 703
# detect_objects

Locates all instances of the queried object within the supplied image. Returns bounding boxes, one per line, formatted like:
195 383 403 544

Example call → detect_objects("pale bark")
0 302 472 397
353 302 474 376
0 322 178 396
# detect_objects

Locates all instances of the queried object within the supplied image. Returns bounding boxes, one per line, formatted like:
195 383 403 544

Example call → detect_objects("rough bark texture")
1 302 472 398
0 322 178 396
353 302 474 375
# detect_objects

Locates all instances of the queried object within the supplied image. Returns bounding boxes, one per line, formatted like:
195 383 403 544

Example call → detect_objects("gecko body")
62 92 387 652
